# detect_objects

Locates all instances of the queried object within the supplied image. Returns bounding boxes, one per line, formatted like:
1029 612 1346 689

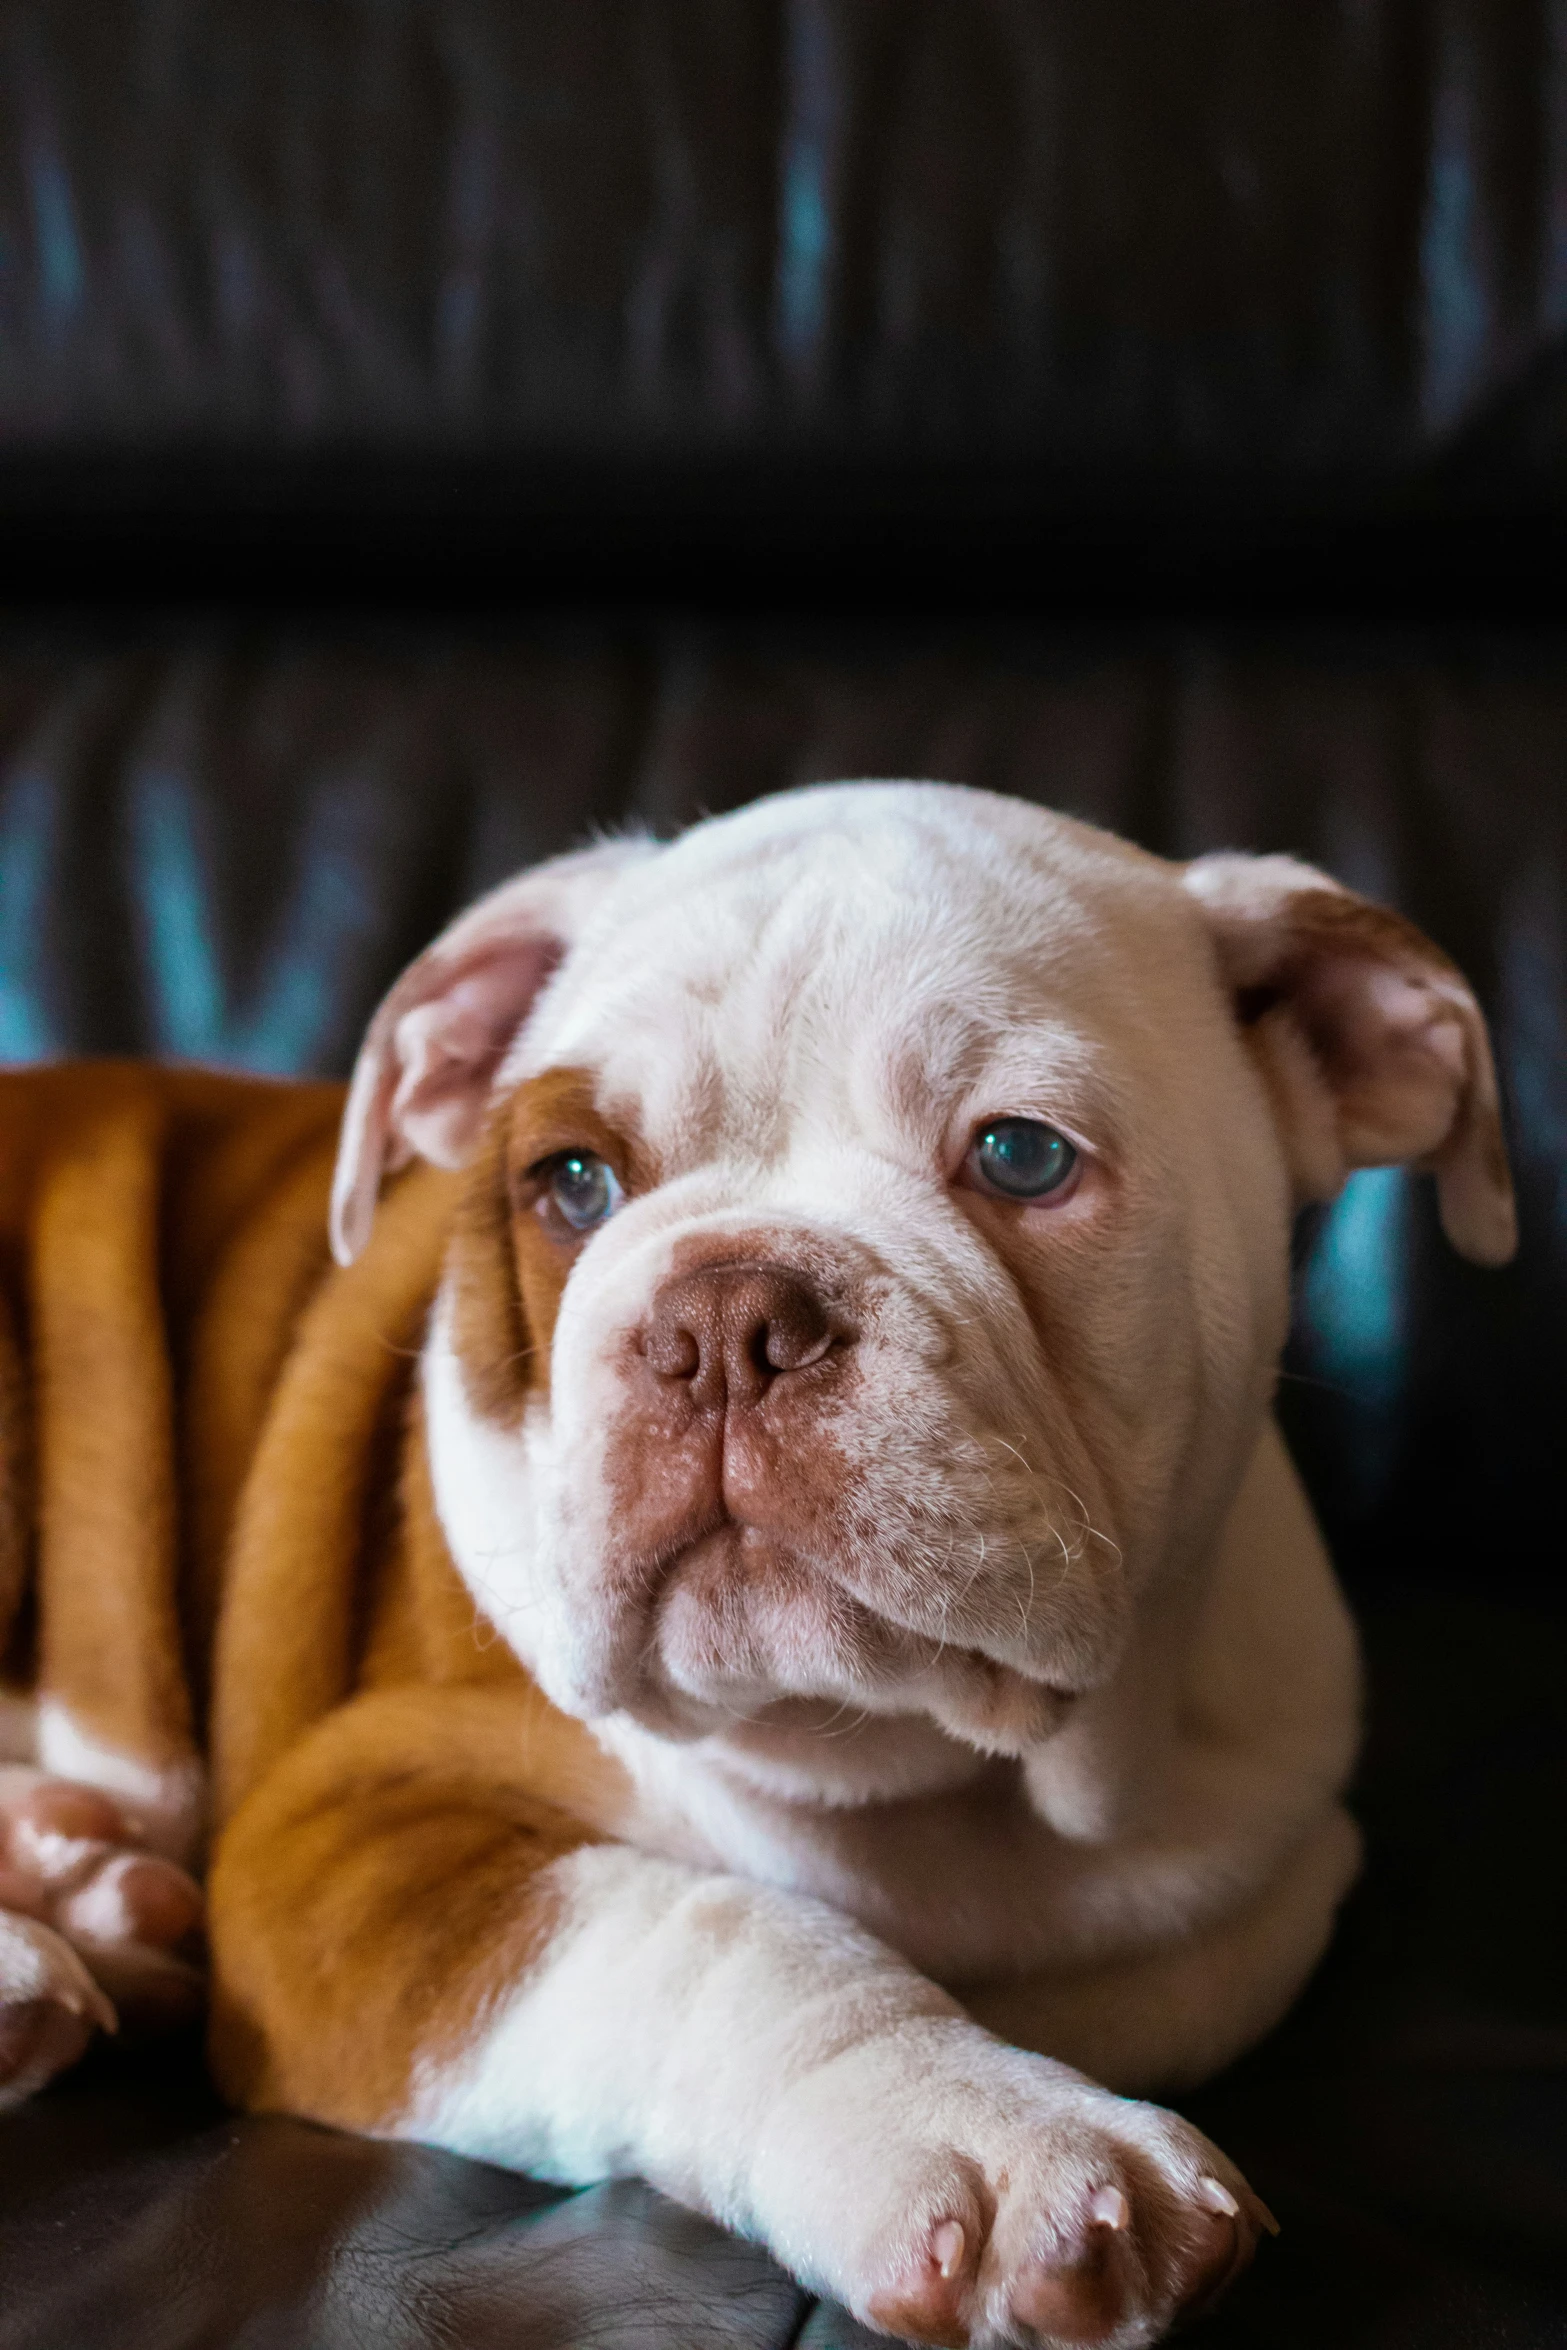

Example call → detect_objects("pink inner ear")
1295 955 1471 1166
389 942 562 1169
1184 853 1515 1266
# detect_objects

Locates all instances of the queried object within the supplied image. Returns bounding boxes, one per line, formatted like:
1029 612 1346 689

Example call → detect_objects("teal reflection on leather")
28 141 85 324
1419 80 1489 430
776 0 835 364
0 769 60 1059
1299 1166 1409 1410
129 767 381 1076
1297 1166 1410 1511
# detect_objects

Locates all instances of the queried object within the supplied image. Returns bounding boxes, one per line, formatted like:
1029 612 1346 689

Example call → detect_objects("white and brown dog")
0 784 1514 2347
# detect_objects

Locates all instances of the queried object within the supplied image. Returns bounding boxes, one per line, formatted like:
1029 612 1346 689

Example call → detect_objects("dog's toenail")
1198 2177 1240 2219
1089 2184 1130 2230
932 2218 966 2278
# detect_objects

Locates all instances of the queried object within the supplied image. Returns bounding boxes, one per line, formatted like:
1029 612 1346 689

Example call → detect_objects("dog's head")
333 785 1513 1784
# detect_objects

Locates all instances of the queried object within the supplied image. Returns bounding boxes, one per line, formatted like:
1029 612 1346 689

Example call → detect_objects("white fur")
406 1841 1260 2345
36 1702 205 1869
54 1852 142 1946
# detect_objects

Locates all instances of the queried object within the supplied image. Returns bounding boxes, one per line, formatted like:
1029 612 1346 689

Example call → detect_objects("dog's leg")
0 1770 204 2102
212 1691 1272 2350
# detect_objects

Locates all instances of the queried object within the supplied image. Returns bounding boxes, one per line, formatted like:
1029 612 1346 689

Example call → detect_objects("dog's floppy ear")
330 836 653 1265
1183 852 1516 1266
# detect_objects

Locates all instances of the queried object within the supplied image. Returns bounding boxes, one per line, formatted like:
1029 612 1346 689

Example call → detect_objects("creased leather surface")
0 2102 810 2350
1 0 1565 475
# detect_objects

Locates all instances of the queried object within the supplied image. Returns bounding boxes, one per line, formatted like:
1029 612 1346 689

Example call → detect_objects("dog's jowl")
0 785 1515 2348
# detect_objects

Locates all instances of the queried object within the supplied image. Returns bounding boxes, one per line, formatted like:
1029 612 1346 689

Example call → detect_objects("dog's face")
334 786 1514 1781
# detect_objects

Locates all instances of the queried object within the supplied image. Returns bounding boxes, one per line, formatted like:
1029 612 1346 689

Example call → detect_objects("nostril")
644 1263 841 1403
645 1323 702 1382
760 1316 833 1375
755 1275 833 1377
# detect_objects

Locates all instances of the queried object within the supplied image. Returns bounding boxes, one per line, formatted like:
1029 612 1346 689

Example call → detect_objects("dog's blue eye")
543 1152 625 1233
972 1119 1078 1200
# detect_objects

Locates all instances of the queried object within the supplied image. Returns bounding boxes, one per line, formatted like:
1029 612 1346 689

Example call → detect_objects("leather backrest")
2 3 1565 607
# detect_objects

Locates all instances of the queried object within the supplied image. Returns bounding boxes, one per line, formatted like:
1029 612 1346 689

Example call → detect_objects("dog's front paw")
856 2118 1266 2350
756 2024 1273 2349
0 1773 204 2103
0 1910 116 2107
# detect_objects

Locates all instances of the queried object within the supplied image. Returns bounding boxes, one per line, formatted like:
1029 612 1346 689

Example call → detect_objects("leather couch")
1 7 1563 2344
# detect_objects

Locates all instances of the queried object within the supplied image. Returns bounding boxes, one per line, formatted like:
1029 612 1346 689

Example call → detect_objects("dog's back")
1 1058 601 2112
2 1063 347 1846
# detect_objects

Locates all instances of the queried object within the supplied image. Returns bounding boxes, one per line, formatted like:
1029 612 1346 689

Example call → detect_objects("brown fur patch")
30 1086 190 1772
0 1058 634 2142
1282 887 1462 981
447 1068 652 1424
180 1131 340 1710
446 1111 534 1424
208 1682 630 2129
0 1065 348 1767
0 1277 32 1671
211 1161 459 1828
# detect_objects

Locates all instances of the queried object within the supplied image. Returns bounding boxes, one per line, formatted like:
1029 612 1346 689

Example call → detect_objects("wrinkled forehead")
507 799 1190 1160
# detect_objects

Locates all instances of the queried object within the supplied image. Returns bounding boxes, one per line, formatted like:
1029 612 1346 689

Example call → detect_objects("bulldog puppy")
0 784 1514 2350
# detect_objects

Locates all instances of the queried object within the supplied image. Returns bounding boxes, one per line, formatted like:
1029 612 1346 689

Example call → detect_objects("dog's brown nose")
643 1264 836 1409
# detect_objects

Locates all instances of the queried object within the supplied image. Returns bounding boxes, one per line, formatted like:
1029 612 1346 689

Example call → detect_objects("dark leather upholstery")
0 10 1563 2346
4 0 1567 608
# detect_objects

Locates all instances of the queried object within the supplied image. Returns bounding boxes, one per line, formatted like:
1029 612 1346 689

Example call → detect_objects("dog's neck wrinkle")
592 1699 1287 1987
605 1705 997 1816
715 1715 995 1809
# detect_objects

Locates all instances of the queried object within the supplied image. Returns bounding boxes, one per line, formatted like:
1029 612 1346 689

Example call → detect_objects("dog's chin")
627 1520 1079 1765
641 1520 899 1727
